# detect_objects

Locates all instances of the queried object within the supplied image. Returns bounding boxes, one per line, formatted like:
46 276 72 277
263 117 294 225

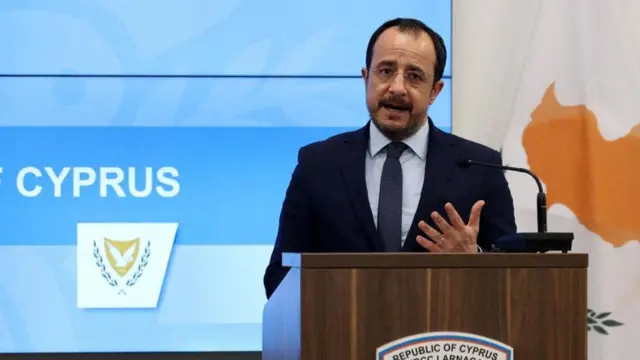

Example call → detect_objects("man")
263 18 516 299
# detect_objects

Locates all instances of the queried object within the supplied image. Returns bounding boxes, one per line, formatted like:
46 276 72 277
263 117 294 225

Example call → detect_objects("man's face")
362 27 444 141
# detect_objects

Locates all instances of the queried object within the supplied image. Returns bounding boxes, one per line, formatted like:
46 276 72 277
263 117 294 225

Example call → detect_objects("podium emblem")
377 331 513 360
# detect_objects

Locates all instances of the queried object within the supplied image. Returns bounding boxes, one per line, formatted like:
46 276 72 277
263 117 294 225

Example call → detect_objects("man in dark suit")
263 18 516 299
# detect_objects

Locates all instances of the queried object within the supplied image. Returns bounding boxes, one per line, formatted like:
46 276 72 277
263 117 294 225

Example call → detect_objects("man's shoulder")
298 127 363 159
443 130 502 161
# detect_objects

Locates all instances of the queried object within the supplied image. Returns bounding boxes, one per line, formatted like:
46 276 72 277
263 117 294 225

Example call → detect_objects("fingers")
418 220 445 244
417 220 453 253
417 201 486 253
417 235 443 252
430 210 453 237
443 202 466 230
468 200 486 227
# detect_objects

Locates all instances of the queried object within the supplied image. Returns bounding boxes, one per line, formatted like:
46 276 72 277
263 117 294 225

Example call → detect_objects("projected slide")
0 0 452 352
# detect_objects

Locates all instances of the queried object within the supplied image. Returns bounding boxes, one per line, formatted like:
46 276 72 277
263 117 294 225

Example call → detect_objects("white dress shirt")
365 120 429 247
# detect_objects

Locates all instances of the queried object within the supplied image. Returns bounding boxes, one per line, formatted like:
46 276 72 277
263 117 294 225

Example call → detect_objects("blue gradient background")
0 0 452 353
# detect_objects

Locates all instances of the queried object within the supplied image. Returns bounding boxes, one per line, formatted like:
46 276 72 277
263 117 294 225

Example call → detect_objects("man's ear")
429 79 445 105
361 67 368 84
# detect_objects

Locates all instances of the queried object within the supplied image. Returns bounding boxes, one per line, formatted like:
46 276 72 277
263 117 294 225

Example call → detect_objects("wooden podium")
262 252 588 360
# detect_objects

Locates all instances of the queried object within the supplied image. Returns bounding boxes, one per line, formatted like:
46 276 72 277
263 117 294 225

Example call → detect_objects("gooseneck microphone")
457 159 547 233
457 159 574 253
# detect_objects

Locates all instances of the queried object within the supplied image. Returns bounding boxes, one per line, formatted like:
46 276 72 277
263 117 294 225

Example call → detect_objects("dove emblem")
104 237 140 277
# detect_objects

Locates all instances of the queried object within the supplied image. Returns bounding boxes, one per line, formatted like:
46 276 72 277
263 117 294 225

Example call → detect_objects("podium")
262 252 588 360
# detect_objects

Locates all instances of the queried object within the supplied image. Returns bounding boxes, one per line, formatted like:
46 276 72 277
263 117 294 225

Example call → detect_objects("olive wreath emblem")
92 240 151 295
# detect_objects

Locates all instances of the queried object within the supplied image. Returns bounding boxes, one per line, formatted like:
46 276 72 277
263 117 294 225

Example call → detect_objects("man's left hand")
416 200 485 253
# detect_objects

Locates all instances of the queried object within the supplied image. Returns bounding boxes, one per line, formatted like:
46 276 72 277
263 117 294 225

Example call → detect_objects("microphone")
457 159 574 253
458 159 547 232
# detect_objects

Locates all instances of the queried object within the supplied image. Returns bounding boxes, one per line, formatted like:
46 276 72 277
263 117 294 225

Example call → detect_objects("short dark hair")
365 18 447 83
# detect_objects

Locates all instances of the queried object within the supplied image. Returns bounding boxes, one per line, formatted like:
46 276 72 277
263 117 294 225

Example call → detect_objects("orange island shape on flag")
522 82 640 248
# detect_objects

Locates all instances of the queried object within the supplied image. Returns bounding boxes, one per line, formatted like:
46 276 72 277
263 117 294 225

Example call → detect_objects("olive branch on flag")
587 309 624 335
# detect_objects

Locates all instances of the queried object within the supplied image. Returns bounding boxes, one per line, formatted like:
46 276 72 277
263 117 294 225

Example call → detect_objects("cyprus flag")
453 0 640 358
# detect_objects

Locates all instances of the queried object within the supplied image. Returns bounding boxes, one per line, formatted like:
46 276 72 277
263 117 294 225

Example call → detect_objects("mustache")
379 96 412 110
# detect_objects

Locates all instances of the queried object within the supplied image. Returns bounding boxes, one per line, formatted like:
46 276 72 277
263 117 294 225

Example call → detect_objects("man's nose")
388 73 407 94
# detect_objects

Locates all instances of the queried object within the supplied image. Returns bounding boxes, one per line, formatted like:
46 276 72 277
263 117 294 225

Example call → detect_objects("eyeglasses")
372 67 429 87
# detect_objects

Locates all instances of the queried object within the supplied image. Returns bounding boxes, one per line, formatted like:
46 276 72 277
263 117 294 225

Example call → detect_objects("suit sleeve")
477 150 517 251
263 147 315 299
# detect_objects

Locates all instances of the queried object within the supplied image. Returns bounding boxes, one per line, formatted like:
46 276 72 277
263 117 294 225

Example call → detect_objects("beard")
371 116 420 142
370 96 425 141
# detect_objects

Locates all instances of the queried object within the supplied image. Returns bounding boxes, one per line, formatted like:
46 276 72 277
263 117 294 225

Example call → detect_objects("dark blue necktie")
378 142 407 251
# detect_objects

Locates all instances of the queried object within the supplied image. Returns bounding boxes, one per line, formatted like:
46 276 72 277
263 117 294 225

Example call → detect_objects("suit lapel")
341 125 386 252
403 120 459 251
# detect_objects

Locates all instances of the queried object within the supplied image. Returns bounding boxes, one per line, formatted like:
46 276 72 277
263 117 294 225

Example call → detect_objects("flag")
452 0 640 358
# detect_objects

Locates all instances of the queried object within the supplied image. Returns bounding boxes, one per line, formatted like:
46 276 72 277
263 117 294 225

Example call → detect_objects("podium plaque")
377 331 513 360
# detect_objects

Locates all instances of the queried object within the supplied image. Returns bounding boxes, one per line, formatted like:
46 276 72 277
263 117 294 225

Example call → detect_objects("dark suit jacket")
263 120 516 299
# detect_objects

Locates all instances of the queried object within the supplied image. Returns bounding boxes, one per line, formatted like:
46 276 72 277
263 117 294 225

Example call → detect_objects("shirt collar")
368 119 429 160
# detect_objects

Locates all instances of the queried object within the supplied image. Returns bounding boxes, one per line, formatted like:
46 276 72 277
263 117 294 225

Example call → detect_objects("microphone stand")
459 160 574 253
